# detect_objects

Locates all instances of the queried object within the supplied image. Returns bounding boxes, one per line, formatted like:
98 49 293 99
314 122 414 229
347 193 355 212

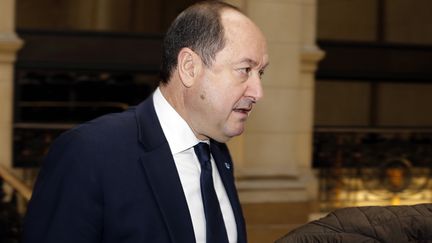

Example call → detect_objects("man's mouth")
233 107 252 114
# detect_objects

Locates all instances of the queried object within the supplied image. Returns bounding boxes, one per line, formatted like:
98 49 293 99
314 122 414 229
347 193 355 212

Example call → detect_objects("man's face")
186 10 269 142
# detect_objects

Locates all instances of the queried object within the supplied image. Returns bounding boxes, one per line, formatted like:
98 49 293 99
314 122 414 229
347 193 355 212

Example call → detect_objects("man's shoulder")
41 107 142 171
50 95 157 151
50 106 140 152
68 108 136 140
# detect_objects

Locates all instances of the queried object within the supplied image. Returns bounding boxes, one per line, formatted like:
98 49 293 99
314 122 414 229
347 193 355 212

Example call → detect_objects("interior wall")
315 81 432 127
377 83 432 126
16 0 71 30
317 0 432 44
16 0 197 33
316 0 432 128
315 81 371 126
386 0 432 44
317 0 377 41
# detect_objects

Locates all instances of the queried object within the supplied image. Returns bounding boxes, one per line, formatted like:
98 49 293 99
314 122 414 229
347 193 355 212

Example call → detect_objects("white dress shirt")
153 88 237 243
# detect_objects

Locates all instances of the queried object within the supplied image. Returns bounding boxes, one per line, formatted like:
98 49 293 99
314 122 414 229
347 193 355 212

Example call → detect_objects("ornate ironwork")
314 128 432 210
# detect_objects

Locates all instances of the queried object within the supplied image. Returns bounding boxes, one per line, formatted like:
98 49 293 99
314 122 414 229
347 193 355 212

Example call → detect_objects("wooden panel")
16 30 163 72
317 41 432 82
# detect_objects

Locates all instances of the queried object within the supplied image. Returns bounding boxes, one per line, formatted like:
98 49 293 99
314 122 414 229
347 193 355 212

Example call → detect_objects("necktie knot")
194 142 211 167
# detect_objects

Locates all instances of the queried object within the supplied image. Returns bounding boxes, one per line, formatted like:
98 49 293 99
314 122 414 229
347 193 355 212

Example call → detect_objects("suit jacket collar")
135 97 196 243
135 95 166 151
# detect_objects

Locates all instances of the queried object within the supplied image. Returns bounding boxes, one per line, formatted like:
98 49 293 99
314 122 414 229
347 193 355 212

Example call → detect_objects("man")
23 1 269 243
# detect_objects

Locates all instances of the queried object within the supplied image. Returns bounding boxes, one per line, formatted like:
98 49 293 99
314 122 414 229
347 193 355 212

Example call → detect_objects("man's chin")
225 126 245 139
210 130 243 143
209 123 246 143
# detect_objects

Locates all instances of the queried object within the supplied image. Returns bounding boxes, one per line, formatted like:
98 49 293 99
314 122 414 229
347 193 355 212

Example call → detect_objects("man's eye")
239 67 251 75
259 69 265 78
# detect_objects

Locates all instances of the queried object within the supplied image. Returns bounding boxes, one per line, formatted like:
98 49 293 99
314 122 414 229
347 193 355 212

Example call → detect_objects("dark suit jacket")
22 96 247 243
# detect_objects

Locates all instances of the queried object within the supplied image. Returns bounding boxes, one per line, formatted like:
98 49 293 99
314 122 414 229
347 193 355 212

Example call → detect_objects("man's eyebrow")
238 58 269 68
237 58 258 66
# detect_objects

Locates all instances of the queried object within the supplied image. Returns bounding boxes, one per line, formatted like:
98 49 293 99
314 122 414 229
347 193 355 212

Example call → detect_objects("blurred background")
1 0 432 242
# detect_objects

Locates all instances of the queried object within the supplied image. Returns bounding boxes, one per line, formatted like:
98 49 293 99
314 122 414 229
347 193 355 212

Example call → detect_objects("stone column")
0 0 23 168
230 0 324 203
299 0 325 175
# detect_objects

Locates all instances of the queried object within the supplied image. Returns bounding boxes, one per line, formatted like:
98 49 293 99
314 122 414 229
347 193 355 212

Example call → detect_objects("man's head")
160 0 269 143
160 1 238 83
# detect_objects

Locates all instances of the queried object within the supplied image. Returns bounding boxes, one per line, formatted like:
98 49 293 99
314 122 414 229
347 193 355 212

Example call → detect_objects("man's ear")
177 47 202 87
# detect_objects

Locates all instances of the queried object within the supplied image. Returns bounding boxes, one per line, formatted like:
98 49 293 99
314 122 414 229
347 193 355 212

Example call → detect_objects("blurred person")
22 1 268 243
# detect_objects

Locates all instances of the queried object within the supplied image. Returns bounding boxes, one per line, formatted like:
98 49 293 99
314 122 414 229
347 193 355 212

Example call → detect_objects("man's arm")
22 130 104 243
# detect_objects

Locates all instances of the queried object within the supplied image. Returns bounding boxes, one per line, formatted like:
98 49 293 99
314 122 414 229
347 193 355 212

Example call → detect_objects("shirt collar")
153 87 206 154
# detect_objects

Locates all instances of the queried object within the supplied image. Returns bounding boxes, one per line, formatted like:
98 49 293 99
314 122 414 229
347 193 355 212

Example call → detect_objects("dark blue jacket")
23 95 247 243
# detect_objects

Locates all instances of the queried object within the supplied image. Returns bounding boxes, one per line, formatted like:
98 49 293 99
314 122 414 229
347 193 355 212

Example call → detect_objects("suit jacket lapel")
211 142 247 243
135 97 195 243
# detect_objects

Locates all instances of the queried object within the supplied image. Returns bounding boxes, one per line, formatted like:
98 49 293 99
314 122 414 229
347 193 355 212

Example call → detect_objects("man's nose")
246 72 264 101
